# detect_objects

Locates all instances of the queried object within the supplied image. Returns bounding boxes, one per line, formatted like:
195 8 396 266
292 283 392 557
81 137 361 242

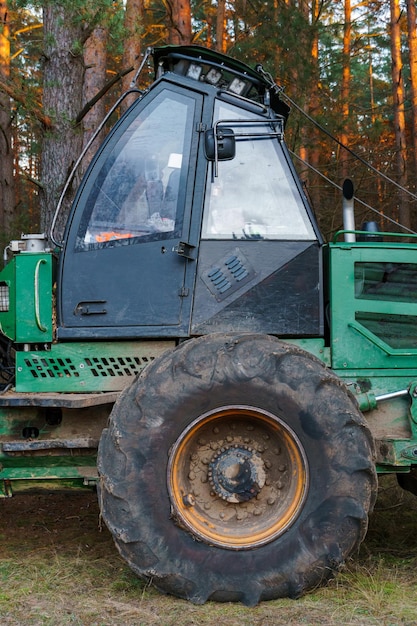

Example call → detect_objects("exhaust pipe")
342 179 355 242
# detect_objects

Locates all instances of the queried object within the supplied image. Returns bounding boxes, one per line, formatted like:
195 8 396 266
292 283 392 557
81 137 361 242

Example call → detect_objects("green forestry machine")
1 45 417 605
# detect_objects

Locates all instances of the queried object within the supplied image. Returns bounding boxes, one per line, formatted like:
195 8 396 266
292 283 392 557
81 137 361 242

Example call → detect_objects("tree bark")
0 2 15 234
40 2 86 242
215 0 226 53
340 0 351 181
121 0 143 113
406 0 417 194
390 0 409 229
82 25 108 173
306 0 321 214
166 0 192 44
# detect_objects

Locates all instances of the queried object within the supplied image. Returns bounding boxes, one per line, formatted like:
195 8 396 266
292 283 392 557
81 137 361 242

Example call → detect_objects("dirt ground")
0 490 110 557
2 479 417 625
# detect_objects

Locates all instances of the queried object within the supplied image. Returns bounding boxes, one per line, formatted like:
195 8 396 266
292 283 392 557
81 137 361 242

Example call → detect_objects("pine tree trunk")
40 3 85 242
307 0 321 215
121 0 143 113
166 0 192 44
406 0 417 201
390 0 409 229
0 2 15 235
215 0 226 52
340 0 351 181
82 25 108 173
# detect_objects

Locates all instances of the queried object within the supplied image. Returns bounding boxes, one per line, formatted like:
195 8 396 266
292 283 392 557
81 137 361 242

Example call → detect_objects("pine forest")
1 0 417 242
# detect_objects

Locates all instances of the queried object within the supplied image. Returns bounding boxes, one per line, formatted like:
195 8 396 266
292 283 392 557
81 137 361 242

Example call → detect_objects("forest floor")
1 475 417 626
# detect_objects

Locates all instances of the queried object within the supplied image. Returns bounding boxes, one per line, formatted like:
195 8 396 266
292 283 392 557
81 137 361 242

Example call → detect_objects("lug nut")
183 494 195 507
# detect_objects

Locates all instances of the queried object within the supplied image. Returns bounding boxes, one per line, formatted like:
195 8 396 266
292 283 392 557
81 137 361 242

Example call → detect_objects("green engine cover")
0 253 53 343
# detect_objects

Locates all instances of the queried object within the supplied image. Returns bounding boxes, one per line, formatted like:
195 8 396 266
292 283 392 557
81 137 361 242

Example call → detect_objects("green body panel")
327 240 417 370
286 337 330 366
0 253 53 343
327 237 417 472
15 339 174 392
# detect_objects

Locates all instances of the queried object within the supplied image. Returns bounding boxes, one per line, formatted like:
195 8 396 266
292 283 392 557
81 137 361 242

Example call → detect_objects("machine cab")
57 46 323 340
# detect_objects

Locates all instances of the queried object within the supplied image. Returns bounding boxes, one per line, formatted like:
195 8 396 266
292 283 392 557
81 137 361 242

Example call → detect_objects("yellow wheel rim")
168 405 308 549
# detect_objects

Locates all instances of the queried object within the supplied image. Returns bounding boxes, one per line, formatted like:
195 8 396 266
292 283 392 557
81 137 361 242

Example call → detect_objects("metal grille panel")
16 341 173 392
22 355 152 379
0 283 9 312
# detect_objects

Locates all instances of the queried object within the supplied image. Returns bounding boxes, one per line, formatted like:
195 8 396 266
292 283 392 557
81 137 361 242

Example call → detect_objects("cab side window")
76 91 195 249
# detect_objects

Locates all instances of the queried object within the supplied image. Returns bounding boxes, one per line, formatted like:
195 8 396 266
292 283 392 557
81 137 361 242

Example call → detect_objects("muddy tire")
97 333 377 606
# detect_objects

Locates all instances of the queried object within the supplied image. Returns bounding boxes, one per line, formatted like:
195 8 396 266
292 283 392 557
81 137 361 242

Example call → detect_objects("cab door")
57 84 203 340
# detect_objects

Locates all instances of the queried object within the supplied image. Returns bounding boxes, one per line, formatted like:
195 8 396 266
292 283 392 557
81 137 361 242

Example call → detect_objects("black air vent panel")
201 248 255 301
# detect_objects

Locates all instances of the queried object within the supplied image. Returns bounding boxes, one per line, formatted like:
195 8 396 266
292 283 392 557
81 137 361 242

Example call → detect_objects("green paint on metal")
0 253 53 343
375 438 417 467
15 340 174 392
0 478 97 497
1 463 97 479
325 237 417 475
0 455 99 496
0 454 97 469
286 338 330 366
327 241 417 371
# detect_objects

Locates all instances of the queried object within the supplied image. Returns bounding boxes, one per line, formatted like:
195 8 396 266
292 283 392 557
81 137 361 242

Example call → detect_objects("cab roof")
152 45 290 120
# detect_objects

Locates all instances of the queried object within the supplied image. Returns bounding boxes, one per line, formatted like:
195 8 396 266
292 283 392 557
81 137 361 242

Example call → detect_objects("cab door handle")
74 300 107 316
173 241 196 260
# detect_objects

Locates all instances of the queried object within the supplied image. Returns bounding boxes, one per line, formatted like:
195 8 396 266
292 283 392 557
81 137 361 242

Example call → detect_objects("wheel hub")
168 405 308 549
208 445 266 503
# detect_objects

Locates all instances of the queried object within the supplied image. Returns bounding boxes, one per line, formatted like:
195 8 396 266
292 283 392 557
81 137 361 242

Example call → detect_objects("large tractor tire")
97 333 377 606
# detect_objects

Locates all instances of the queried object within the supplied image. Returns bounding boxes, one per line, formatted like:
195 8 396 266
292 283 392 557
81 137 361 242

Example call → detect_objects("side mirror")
204 127 236 161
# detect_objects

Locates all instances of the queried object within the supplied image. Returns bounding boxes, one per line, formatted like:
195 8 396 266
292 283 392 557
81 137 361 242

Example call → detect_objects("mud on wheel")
168 405 308 550
97 333 377 606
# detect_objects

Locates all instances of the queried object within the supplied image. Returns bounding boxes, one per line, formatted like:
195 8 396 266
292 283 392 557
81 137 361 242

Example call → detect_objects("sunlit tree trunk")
306 0 321 213
215 0 226 52
166 0 192 44
82 25 108 173
297 0 311 190
0 2 15 234
121 0 143 113
390 0 409 228
406 0 417 194
340 0 351 181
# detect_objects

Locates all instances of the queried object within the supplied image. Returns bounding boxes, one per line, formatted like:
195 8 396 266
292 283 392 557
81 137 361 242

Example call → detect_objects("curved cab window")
76 91 195 249
202 101 315 240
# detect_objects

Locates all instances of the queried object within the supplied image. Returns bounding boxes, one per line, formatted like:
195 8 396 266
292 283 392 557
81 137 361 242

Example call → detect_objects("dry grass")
1 475 417 625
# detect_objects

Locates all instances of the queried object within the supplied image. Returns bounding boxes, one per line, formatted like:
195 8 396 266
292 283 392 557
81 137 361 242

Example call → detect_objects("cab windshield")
202 100 315 240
